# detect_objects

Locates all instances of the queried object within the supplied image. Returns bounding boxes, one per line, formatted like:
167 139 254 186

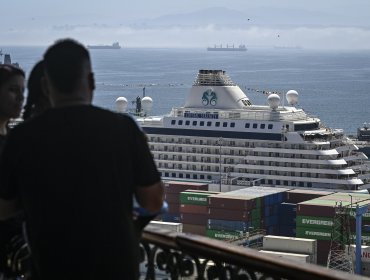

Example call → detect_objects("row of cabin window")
170 120 273 129
162 172 212 180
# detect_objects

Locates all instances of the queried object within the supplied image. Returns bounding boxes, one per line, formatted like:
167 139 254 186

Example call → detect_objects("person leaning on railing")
0 39 164 280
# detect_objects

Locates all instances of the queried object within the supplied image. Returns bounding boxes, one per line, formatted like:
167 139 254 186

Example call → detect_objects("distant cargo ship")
274 45 302 50
207 44 247 52
87 42 121 50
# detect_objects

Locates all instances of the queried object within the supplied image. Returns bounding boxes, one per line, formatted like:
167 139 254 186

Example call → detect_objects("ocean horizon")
3 46 370 135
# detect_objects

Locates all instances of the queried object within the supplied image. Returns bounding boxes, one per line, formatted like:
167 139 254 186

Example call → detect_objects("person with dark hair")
0 39 164 280
0 64 25 154
23 60 50 121
0 64 25 278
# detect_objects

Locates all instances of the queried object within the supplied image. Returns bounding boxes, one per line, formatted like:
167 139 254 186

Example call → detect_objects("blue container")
279 225 296 237
264 206 270 216
266 215 279 227
162 213 180 223
267 226 279 235
208 219 250 232
279 203 296 226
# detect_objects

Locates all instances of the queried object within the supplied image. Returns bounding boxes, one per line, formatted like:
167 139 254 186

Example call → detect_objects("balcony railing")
140 226 368 280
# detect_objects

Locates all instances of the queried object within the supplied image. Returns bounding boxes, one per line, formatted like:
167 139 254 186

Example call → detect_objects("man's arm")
0 198 19 221
135 181 164 214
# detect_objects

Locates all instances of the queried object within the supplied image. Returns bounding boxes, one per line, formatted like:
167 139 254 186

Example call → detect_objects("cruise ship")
120 70 370 191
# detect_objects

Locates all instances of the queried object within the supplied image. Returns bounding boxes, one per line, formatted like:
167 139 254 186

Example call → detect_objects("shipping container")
285 189 334 204
297 199 370 221
207 195 256 210
164 193 180 204
279 203 296 226
206 229 243 241
279 225 296 237
164 181 208 194
180 204 208 215
208 219 250 232
149 221 183 233
161 213 181 223
263 235 317 260
346 245 370 263
182 224 207 236
208 207 252 221
317 240 331 266
321 192 370 202
180 213 208 226
167 203 180 214
296 226 332 241
258 250 311 263
296 216 333 229
180 191 218 206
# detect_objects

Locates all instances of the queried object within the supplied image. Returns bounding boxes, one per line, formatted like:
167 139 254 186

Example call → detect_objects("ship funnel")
4 54 11 65
115 97 128 113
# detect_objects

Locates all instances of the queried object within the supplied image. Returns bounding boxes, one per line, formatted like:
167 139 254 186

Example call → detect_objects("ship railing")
139 226 365 280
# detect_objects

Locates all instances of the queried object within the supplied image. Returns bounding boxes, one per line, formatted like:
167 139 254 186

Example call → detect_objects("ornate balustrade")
140 226 367 280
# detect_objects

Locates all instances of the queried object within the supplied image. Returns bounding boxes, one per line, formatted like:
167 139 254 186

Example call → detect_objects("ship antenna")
143 87 146 97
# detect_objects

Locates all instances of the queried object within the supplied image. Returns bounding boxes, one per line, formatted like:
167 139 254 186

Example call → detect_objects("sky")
1 0 370 49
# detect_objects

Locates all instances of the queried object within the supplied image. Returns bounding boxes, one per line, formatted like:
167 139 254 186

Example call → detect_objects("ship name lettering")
184 112 219 119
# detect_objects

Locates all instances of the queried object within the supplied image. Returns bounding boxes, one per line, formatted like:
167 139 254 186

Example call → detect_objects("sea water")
4 46 370 134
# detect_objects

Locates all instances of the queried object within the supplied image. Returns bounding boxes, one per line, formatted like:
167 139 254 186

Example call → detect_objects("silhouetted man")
0 39 164 280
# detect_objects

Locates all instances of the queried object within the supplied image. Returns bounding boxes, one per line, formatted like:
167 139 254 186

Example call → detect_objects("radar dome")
267 94 280 110
115 97 128 113
141 96 153 115
286 90 299 105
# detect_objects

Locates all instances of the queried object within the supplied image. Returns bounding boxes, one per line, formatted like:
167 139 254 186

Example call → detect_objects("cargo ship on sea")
207 44 247 52
87 42 121 49
117 69 370 191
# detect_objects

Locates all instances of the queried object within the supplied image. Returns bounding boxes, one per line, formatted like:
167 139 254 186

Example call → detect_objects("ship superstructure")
131 70 370 191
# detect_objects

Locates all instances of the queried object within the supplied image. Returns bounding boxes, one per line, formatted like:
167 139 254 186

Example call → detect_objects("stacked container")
279 189 334 237
296 192 370 265
285 189 334 204
279 203 297 237
180 190 220 235
206 187 289 241
162 181 208 222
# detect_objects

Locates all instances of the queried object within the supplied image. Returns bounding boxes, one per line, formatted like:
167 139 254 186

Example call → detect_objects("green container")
296 216 333 229
180 191 209 206
252 209 261 220
296 226 332 241
206 229 243 240
251 219 261 229
255 197 262 208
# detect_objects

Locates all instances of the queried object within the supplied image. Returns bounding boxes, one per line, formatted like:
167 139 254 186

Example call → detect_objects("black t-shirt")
0 105 160 280
0 134 6 158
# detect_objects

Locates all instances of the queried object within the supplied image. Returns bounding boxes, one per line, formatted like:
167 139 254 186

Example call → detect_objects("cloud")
1 24 370 50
